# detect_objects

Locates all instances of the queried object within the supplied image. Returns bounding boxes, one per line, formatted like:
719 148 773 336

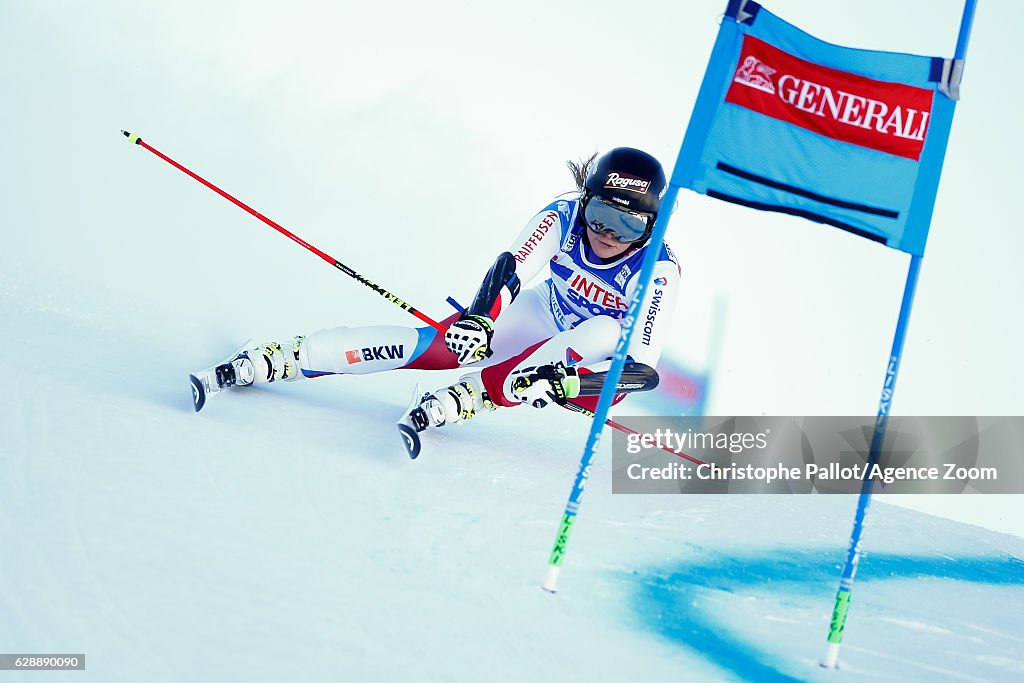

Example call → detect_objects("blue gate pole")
820 254 921 668
541 184 681 593
821 1 975 666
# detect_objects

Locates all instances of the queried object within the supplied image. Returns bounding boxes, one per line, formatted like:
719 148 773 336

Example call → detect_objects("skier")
190 147 681 457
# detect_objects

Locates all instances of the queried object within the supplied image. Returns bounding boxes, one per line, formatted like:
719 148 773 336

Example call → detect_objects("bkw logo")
345 345 405 364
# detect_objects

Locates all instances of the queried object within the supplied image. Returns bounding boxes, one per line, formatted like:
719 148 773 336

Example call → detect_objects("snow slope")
2 267 1023 682
3 0 1023 680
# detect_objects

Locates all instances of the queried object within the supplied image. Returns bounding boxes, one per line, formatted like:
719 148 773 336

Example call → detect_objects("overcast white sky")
2 1 1019 529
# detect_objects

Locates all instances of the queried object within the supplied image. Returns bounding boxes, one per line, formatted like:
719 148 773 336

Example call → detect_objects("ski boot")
189 337 305 412
397 373 496 459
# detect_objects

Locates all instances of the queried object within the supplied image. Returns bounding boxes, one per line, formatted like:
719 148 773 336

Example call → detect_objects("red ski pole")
121 130 446 333
124 130 694 449
561 401 705 466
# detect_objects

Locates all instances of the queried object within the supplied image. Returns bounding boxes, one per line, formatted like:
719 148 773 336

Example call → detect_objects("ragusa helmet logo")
604 172 650 195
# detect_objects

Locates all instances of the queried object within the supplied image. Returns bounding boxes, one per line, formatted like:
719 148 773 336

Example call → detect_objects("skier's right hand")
445 314 494 365
510 363 581 409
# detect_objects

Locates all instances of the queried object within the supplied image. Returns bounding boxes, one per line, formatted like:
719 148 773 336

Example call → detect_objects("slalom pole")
120 130 446 333
820 256 921 668
542 184 681 593
820 0 975 668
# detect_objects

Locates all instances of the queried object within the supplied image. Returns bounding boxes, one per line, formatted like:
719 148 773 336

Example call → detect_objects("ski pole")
561 402 705 466
121 130 446 333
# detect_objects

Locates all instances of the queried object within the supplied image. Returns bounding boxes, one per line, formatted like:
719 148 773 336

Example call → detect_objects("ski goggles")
583 195 654 243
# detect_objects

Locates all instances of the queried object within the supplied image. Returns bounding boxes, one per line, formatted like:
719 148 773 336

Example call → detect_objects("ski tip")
398 423 421 460
189 374 206 413
120 129 129 137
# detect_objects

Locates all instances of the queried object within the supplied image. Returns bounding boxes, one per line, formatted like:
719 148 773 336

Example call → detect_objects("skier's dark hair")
566 152 599 192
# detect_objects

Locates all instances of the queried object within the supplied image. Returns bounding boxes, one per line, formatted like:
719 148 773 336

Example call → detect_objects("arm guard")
467 251 521 321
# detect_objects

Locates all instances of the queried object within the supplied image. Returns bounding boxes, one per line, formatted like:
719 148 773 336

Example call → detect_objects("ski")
578 362 659 395
189 340 258 413
397 385 430 459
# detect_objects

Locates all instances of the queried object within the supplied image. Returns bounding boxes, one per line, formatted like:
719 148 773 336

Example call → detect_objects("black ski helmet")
584 148 667 214
582 147 667 243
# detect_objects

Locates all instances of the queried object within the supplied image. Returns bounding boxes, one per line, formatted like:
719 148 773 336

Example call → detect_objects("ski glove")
445 314 494 365
510 362 581 409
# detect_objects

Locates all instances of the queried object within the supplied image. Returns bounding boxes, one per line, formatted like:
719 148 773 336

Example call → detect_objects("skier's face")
581 195 652 257
586 226 633 259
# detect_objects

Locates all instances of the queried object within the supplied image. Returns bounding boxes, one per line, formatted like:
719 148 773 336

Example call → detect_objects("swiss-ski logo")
614 264 632 288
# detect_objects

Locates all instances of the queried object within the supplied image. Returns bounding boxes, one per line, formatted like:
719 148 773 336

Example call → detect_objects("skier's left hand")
445 314 494 365
510 363 580 409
